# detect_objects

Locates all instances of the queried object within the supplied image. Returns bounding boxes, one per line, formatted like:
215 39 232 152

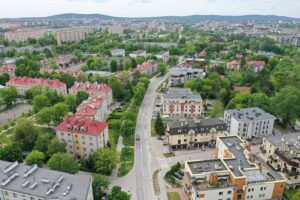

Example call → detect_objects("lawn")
118 146 134 177
163 152 175 158
284 189 300 200
167 192 181 200
151 119 157 137
108 128 119 150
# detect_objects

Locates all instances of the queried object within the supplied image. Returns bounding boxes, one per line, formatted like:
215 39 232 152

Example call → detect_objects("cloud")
133 0 153 3
66 0 109 3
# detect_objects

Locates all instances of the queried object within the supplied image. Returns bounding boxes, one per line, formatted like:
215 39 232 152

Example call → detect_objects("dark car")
136 135 141 141
174 172 183 180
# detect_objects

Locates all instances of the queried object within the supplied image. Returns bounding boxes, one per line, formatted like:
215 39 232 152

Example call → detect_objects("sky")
0 0 299 18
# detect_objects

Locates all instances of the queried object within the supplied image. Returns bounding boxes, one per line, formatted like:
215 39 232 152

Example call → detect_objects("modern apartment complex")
75 95 108 121
169 67 206 86
136 60 157 75
162 88 203 118
183 135 286 200
0 160 93 200
224 107 276 139
4 29 45 42
6 77 67 95
69 82 113 105
166 118 228 149
56 116 109 159
53 27 95 45
261 132 300 190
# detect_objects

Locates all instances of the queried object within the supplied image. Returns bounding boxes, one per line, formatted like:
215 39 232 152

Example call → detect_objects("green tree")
47 139 66 157
271 86 300 127
110 59 118 72
0 86 18 107
25 150 45 167
154 114 165 136
32 94 51 112
34 133 52 154
37 107 53 126
123 59 133 70
92 174 110 199
119 120 135 137
133 82 146 104
248 93 271 112
226 92 252 109
0 73 10 85
15 118 39 151
157 62 167 75
76 91 89 106
64 94 77 112
47 153 79 174
52 103 69 124
0 143 23 162
107 186 130 200
95 148 117 175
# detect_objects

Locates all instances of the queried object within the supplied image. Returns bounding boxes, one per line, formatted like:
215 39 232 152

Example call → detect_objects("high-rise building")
4 29 45 42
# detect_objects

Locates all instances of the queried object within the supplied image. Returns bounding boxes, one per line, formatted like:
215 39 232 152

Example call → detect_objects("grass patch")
108 128 119 150
163 152 175 158
151 119 157 137
284 189 300 200
167 192 181 200
118 146 134 177
123 135 134 146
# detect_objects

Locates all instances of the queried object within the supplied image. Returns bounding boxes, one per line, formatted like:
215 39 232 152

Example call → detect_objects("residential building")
85 70 113 77
166 119 228 149
6 77 67 95
0 45 4 53
53 27 95 45
56 116 109 159
110 49 125 57
156 51 170 62
261 132 300 189
129 50 147 58
233 86 251 93
75 95 108 121
224 107 276 139
246 61 266 72
162 88 203 118
227 61 241 71
4 29 45 42
136 60 157 75
169 67 206 86
0 64 15 77
109 23 124 35
69 82 113 105
198 50 207 58
184 135 286 200
0 160 93 200
209 60 226 68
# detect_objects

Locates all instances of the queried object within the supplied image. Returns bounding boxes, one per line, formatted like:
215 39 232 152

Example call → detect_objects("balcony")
192 178 232 191
275 149 300 168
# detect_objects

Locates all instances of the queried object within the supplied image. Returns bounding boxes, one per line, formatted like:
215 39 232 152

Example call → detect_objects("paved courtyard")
0 104 32 126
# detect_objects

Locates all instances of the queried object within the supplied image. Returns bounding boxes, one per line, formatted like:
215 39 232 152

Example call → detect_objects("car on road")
136 134 141 141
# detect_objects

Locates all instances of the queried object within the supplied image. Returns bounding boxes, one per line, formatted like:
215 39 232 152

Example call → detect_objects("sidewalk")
110 135 123 180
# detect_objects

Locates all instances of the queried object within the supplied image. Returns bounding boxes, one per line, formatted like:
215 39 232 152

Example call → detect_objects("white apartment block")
110 49 125 57
4 29 45 42
56 116 109 159
129 50 147 58
224 107 276 139
156 51 170 62
162 88 203 118
0 160 93 200
53 27 95 45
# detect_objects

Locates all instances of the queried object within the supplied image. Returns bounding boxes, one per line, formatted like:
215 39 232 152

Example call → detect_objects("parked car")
174 172 183 180
136 135 141 141
177 169 184 176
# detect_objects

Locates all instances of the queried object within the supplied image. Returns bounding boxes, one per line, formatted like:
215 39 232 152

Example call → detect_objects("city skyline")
0 0 299 19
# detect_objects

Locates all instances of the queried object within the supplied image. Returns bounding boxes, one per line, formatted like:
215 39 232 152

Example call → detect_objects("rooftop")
6 77 65 88
188 159 226 174
264 132 300 148
225 107 276 122
170 67 204 77
163 88 202 100
70 82 112 93
136 60 156 72
131 50 146 54
0 160 91 199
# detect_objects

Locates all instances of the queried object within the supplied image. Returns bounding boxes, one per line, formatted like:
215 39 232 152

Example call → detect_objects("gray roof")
163 88 202 100
170 67 203 77
156 51 169 56
188 159 226 174
225 107 276 122
130 50 146 54
264 132 300 148
168 119 227 135
0 160 91 199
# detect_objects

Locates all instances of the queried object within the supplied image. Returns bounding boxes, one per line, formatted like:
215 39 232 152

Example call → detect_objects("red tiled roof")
40 68 84 77
246 61 266 67
136 60 156 72
55 116 108 136
6 77 65 88
70 82 112 93
75 96 106 116
227 61 240 65
0 64 15 73
233 86 251 93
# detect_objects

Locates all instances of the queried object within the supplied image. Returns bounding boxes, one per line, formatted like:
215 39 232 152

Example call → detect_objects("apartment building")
169 67 206 86
75 95 108 121
162 88 203 118
261 132 300 189
110 49 125 57
109 23 124 35
129 50 147 58
136 60 157 75
184 135 286 200
166 118 228 149
69 82 113 105
56 116 109 159
53 27 95 45
246 61 266 72
227 61 241 71
6 77 67 95
4 29 45 42
155 51 170 62
224 107 276 139
0 160 93 200
0 64 15 77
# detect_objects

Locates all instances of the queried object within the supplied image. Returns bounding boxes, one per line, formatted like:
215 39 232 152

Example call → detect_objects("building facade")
261 133 300 190
166 119 228 149
246 61 266 72
162 88 203 118
69 82 113 105
56 116 109 159
224 107 276 139
136 60 157 75
169 67 206 86
183 135 286 200
6 77 67 95
110 49 125 57
53 27 95 45
0 160 93 200
227 61 241 71
4 29 45 42
0 64 15 77
129 50 147 58
156 51 170 62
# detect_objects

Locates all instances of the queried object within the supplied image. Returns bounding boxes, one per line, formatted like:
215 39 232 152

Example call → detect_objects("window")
227 191 232 194
219 191 223 195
